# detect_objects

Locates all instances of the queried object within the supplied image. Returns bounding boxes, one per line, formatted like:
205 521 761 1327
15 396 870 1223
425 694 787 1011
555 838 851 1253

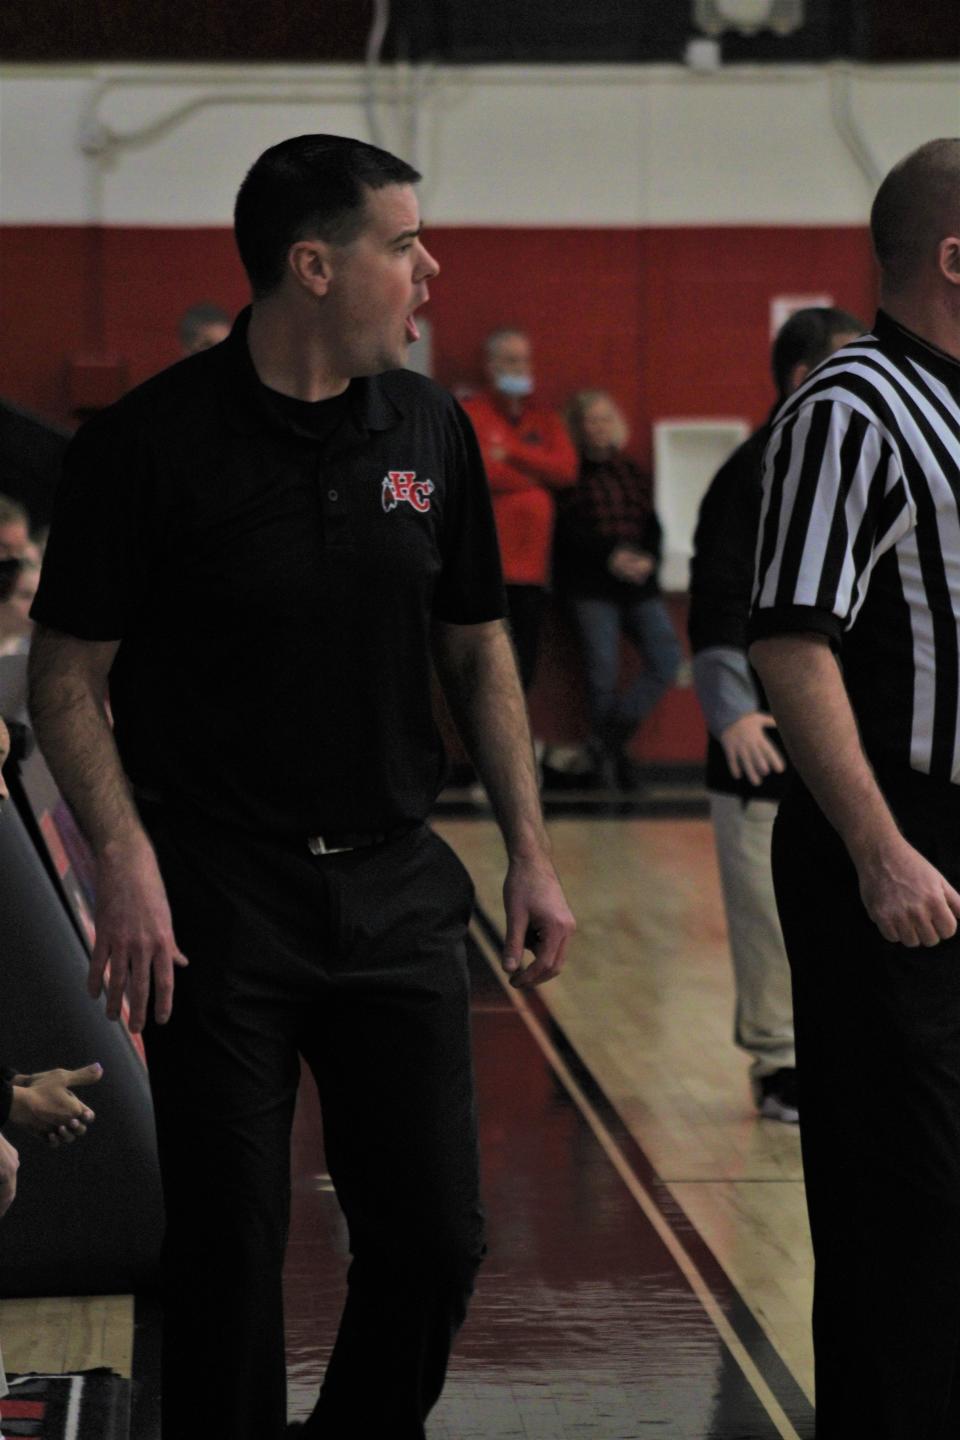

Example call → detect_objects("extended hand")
92 835 188 1033
0 1133 19 1218
9 1063 104 1148
856 834 960 947
502 853 575 988
720 712 786 786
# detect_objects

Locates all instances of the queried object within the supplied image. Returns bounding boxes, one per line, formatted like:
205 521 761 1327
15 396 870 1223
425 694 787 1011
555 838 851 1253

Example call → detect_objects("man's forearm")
748 634 899 862
433 620 548 859
28 632 144 856
508 437 576 490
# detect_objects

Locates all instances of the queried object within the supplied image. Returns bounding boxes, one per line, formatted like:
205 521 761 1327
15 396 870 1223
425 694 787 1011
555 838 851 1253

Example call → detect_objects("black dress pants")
773 775 960 1440
141 811 484 1440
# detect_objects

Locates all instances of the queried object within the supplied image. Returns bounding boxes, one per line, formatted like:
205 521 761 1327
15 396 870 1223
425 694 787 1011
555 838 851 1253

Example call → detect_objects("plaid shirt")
554 454 662 598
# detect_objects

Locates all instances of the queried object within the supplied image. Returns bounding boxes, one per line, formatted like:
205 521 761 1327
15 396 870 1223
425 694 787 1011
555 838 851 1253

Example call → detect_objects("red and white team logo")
382 470 435 514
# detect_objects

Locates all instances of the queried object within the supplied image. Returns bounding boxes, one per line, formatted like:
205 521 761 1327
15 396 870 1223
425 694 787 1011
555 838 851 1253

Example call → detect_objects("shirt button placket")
321 468 352 549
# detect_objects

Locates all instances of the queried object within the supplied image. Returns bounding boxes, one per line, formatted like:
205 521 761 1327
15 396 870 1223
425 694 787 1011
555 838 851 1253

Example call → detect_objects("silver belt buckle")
307 834 354 856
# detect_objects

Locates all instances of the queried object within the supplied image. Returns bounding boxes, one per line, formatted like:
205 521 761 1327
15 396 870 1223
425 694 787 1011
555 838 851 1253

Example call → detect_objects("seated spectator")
556 391 682 789
0 716 103 1419
178 302 231 356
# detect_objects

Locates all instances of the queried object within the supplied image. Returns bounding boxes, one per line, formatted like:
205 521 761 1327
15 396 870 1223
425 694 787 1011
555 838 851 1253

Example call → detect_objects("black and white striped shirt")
750 310 960 784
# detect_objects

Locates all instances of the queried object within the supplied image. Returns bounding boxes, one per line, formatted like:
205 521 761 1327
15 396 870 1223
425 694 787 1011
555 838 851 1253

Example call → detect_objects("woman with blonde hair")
556 390 681 789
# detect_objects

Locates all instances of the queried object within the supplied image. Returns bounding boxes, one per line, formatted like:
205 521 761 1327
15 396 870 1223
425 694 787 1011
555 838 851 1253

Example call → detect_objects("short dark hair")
771 306 865 397
234 134 422 298
178 302 230 351
870 138 960 292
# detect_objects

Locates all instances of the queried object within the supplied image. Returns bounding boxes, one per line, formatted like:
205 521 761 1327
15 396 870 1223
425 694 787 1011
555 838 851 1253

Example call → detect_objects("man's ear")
938 235 960 288
287 239 334 296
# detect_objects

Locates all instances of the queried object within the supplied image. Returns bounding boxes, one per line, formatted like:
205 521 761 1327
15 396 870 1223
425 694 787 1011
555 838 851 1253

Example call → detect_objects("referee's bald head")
870 138 960 293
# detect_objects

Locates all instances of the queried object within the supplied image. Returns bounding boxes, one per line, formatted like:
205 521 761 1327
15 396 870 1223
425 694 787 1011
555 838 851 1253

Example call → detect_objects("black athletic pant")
141 810 484 1440
773 773 960 1440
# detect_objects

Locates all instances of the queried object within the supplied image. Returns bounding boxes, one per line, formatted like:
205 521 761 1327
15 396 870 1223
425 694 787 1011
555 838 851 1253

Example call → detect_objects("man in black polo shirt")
28 135 575 1440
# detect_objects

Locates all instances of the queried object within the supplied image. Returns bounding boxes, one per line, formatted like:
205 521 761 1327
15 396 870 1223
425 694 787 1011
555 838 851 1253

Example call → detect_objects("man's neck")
247 298 351 401
880 290 960 363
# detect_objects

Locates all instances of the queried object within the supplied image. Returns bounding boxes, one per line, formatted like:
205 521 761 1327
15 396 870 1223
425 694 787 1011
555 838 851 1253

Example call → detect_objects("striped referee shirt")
750 310 960 784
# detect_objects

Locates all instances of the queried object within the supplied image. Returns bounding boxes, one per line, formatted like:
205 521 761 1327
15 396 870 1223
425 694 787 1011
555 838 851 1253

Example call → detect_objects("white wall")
1 61 957 228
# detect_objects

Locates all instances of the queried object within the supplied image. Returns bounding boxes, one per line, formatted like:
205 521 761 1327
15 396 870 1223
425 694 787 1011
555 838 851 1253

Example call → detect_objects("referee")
749 138 960 1438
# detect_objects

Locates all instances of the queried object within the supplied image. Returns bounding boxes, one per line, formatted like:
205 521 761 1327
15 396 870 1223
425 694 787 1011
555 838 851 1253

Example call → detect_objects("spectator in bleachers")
556 390 682 790
0 558 40 659
177 302 231 356
0 558 39 721
462 330 577 692
0 497 31 562
0 715 103 1425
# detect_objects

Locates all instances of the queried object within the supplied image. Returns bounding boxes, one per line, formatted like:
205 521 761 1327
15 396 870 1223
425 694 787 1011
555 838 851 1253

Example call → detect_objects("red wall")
1 222 877 445
0 221 877 766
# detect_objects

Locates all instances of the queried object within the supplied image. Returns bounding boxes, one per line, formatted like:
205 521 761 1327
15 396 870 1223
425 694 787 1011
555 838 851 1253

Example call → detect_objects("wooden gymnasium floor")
0 792 816 1439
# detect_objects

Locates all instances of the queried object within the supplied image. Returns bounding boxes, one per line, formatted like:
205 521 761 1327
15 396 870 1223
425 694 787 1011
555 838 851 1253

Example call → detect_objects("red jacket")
462 390 577 585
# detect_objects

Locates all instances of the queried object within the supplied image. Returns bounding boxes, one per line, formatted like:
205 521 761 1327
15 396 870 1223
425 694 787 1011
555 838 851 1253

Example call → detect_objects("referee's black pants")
773 774 960 1440
141 811 485 1440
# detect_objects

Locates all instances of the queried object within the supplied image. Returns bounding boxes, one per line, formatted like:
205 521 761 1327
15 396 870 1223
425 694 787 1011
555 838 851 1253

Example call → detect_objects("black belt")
134 787 418 855
306 824 416 856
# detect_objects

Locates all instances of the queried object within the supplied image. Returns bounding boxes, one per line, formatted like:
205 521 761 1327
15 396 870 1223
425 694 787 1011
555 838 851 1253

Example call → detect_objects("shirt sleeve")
30 410 155 641
692 646 761 738
432 400 508 625
749 399 915 645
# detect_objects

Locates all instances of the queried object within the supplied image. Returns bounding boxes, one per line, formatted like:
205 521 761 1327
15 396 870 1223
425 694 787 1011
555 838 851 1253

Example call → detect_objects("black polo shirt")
32 308 506 837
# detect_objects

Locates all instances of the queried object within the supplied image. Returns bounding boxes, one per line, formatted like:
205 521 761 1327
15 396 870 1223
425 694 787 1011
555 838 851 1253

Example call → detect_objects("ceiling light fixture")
693 0 805 37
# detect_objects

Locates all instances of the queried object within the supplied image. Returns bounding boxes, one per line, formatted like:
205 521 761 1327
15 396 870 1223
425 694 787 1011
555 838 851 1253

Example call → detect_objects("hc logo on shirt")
382 471 435 514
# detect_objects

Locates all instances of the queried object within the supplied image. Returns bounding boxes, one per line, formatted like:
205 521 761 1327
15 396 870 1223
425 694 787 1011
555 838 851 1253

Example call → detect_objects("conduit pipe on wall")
77 59 434 168
364 0 391 150
79 71 385 157
827 62 884 193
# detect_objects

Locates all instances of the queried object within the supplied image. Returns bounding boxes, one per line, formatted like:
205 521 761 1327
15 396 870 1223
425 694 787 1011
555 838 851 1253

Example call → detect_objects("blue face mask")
494 373 534 398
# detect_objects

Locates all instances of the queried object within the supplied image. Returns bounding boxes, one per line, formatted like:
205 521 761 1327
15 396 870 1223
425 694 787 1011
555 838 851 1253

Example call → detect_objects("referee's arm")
749 632 960 947
748 398 960 948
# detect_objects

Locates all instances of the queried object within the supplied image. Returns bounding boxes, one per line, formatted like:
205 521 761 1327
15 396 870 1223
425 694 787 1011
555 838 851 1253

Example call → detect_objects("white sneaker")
466 780 489 808
755 1067 800 1124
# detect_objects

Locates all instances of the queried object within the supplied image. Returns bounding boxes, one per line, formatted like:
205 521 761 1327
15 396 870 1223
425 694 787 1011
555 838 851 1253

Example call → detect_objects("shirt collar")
873 309 960 399
217 305 404 441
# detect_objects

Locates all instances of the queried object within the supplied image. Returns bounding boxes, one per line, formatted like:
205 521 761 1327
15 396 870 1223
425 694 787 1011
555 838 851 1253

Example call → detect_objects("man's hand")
853 834 960 948
9 1063 104 1148
0 1133 19 1219
502 853 576 988
92 835 188 1032
720 712 786 786
607 546 654 585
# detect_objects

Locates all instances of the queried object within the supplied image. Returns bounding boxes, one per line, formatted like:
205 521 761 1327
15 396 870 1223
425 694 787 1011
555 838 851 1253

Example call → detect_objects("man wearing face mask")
463 330 577 692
